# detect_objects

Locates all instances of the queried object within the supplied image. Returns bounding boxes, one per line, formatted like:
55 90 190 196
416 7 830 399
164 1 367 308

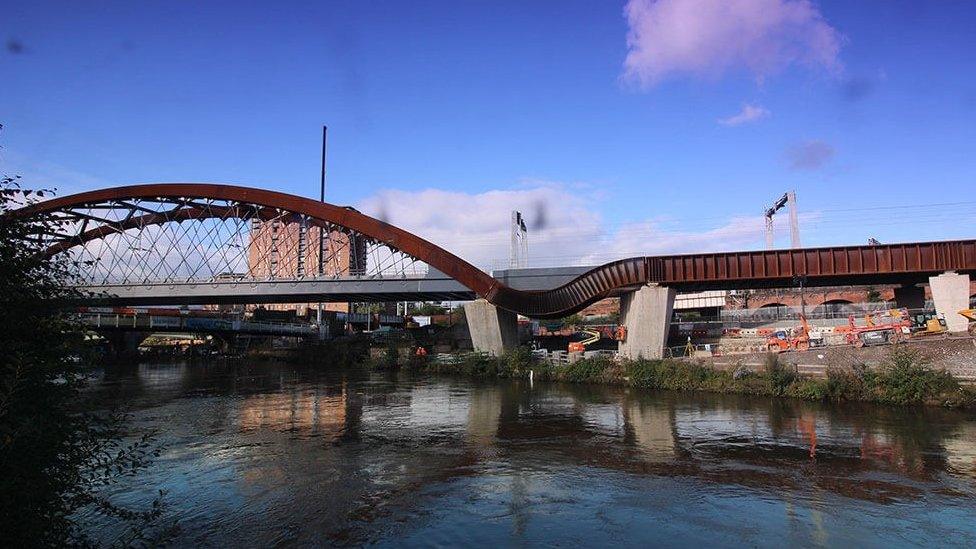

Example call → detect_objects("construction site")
523 191 976 372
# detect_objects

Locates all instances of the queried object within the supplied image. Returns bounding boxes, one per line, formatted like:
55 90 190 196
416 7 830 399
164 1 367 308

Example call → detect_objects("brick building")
246 217 368 315
578 282 976 320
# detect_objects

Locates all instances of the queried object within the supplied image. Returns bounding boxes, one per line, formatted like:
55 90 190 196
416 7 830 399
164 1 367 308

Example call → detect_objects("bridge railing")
79 313 317 336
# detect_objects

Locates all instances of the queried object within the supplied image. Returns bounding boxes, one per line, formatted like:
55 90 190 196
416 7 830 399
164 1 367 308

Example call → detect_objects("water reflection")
625 401 676 462
88 362 976 546
238 387 348 438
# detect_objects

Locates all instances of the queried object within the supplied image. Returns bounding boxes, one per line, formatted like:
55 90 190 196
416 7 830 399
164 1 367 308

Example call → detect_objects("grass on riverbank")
421 346 976 408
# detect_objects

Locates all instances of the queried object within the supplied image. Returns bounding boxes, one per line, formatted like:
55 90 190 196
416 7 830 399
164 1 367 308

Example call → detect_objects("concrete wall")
463 299 518 356
618 284 676 360
930 272 971 333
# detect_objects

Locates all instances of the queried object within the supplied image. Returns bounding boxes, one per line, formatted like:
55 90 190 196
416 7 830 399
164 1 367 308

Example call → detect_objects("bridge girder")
10 183 976 318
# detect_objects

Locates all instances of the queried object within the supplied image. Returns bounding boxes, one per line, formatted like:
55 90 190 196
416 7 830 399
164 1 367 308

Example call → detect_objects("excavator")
767 314 814 353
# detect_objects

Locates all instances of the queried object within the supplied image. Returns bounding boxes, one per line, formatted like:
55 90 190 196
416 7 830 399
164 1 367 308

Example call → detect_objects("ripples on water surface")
88 361 976 547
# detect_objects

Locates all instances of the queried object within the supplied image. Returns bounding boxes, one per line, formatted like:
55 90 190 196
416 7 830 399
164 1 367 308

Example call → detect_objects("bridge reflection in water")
87 361 976 546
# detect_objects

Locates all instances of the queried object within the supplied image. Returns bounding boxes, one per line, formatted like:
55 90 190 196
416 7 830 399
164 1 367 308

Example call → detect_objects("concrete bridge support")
464 299 518 356
894 284 925 310
212 334 236 354
930 271 971 333
618 284 676 360
105 331 149 359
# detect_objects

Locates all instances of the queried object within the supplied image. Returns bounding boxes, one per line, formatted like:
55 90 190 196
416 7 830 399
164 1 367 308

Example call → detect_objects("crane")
764 191 800 249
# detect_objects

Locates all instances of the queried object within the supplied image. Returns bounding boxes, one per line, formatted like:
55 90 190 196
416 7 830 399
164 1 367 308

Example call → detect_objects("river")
88 361 976 547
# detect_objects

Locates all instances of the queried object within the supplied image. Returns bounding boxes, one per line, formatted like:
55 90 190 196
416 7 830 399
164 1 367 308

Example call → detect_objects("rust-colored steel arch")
15 183 976 319
14 183 622 318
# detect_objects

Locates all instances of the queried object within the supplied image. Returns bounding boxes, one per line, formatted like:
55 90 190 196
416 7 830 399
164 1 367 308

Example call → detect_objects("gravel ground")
704 336 976 381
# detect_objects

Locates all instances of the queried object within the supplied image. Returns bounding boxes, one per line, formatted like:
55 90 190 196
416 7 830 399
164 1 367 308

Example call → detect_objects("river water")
88 361 976 547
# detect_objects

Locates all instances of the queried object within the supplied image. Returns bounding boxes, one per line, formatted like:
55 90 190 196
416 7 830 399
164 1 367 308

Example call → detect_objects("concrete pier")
930 272 971 333
464 299 518 356
106 332 149 358
618 284 677 360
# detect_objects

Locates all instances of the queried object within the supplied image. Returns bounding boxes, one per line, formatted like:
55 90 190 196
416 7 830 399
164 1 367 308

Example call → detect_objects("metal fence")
718 301 901 323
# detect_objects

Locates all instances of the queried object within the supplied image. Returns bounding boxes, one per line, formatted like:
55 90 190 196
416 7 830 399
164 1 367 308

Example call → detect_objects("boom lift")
846 308 912 347
568 329 601 353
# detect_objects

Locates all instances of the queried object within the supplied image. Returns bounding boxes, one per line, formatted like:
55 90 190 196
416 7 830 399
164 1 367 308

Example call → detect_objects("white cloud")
357 185 603 271
356 183 817 271
622 0 844 88
718 103 771 126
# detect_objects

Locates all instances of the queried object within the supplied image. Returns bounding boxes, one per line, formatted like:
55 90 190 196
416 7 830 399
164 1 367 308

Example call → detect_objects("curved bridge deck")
9 183 975 318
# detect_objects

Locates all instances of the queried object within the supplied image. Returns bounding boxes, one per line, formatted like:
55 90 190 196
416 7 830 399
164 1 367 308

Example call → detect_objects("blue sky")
3 1 975 268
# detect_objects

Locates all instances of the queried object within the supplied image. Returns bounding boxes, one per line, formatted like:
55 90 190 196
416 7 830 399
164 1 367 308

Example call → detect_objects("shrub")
868 347 957 405
823 367 866 400
562 357 613 383
624 359 724 391
625 359 661 388
764 353 797 395
0 178 167 544
658 361 711 390
423 344 976 410
791 379 829 400
945 384 976 408
381 341 400 369
459 353 498 377
500 346 536 377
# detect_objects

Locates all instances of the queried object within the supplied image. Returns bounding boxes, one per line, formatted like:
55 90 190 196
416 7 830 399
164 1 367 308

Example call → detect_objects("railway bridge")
12 183 976 358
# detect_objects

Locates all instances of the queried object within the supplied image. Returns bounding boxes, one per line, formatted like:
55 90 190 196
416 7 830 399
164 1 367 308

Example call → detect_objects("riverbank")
704 337 976 382
417 346 976 409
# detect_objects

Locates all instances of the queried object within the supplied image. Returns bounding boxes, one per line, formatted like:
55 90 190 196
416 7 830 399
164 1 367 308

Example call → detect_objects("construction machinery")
960 309 976 335
766 314 819 353
568 329 601 353
909 311 947 336
845 308 912 347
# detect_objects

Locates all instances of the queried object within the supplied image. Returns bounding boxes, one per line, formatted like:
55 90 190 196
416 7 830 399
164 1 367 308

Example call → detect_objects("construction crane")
764 191 801 249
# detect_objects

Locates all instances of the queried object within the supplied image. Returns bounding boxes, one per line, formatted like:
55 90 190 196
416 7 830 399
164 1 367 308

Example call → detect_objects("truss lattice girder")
13 183 976 319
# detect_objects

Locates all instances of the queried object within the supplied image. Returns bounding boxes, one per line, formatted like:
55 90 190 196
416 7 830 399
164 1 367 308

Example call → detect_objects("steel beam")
11 184 976 319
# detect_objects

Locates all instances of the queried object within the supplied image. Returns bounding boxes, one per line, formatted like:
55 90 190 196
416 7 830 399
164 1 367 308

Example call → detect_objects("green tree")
408 302 448 316
0 176 165 546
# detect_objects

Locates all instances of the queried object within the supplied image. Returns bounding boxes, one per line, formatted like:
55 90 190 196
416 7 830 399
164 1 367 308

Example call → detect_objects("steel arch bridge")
14 183 639 318
12 183 976 319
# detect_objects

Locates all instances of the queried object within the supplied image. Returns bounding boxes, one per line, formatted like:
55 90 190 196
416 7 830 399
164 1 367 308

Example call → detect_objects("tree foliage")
0 175 165 546
409 302 447 316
